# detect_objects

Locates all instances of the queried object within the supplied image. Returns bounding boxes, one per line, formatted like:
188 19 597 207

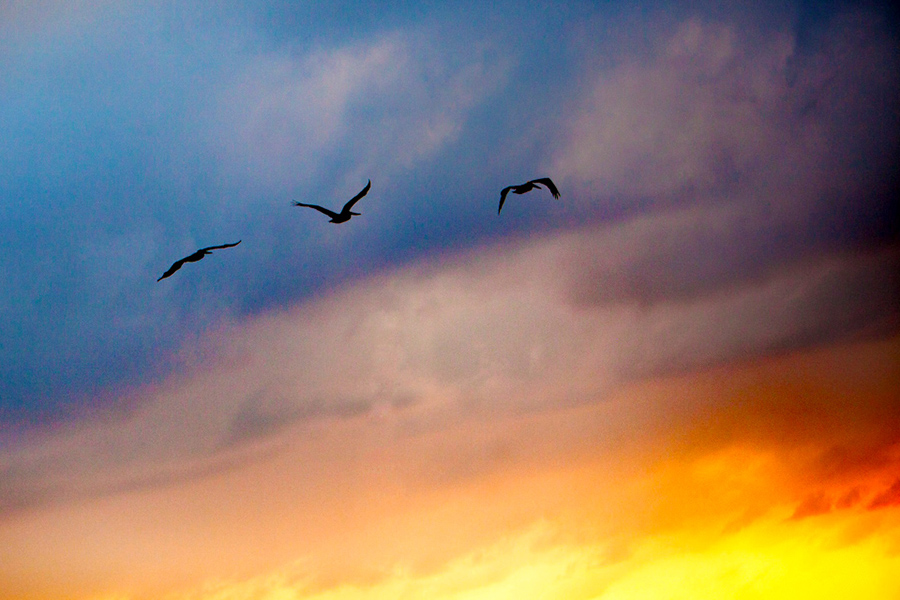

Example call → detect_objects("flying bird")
498 177 560 214
293 180 371 223
157 241 241 281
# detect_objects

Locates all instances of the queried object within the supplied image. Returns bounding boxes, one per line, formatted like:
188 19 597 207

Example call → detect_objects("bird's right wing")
342 179 372 212
531 178 560 198
293 203 340 219
201 240 242 252
498 186 513 214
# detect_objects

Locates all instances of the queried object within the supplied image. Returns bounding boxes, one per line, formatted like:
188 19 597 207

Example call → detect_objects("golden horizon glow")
3 337 897 600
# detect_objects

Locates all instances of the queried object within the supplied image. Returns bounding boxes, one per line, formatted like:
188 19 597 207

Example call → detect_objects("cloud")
563 201 900 308
2 5 898 523
544 7 900 330
3 2 897 428
223 389 373 447
3 330 898 599
869 478 900 510
207 31 506 190
551 9 900 206
2 207 896 517
790 491 833 519
791 477 900 519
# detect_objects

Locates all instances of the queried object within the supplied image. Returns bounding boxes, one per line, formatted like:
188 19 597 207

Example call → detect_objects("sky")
0 1 898 598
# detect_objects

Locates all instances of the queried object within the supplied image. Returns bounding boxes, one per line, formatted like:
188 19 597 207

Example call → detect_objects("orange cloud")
1 334 898 600
869 479 900 511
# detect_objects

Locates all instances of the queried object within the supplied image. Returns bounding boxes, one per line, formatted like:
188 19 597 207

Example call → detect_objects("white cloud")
207 31 506 190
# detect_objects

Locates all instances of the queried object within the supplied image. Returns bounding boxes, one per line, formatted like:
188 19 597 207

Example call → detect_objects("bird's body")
157 241 241 281
294 180 371 223
498 177 560 214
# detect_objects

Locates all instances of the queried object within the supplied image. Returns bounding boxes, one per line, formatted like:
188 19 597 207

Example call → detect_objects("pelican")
157 241 241 281
293 180 371 223
498 177 560 214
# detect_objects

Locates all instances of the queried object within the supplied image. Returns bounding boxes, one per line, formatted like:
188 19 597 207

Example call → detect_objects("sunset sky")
1 2 898 599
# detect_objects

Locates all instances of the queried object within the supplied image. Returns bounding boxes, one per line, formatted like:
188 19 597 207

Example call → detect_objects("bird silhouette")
157 241 241 281
498 177 560 214
293 180 371 223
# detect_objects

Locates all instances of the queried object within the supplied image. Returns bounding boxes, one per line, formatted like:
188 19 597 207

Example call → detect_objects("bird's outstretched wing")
199 240 242 252
531 178 560 198
498 186 514 214
293 202 340 220
157 241 241 282
158 258 188 281
342 179 371 212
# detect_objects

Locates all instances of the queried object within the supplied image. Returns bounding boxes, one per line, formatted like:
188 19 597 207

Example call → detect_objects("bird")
498 177 560 214
157 241 241 281
293 180 371 223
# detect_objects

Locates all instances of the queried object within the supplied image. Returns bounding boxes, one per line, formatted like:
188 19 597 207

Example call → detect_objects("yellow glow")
600 514 900 600
5 338 899 600
149 507 900 600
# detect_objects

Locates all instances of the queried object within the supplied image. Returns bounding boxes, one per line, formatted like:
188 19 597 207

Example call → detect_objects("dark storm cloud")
554 4 899 293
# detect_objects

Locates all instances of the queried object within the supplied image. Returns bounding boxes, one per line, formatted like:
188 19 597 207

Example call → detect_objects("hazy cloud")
208 31 507 189
2 215 896 516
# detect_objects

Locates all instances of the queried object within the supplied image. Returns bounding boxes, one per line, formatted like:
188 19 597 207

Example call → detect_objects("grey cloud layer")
2 211 896 516
550 9 899 307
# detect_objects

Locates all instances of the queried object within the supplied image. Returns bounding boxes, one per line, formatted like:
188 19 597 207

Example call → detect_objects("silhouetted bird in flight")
498 177 560 214
293 180 371 223
157 241 241 281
